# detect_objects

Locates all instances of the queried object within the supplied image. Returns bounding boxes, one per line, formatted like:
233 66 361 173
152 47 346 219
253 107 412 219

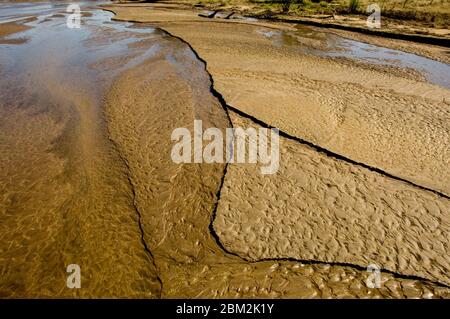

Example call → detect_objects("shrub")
281 0 292 12
348 0 359 13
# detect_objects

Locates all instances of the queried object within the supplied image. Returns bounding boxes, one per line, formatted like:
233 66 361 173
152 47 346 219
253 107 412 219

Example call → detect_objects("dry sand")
151 0 450 63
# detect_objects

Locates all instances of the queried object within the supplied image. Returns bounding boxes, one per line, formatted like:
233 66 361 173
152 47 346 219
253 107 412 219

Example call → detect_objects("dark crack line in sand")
155 25 450 201
159 28 450 291
154 30 242 261
224 105 450 202
105 133 164 298
102 9 450 292
245 256 450 290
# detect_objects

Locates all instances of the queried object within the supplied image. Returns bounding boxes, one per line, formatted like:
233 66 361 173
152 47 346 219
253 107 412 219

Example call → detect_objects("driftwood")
215 11 235 19
198 11 217 18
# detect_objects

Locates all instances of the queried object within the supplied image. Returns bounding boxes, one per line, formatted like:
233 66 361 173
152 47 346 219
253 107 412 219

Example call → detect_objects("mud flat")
103 31 450 299
1 2 449 298
215 112 450 286
103 4 450 297
106 4 450 197
0 19 35 44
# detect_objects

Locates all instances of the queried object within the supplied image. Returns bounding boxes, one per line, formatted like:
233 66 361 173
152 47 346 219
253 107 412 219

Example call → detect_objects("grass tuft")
348 0 359 13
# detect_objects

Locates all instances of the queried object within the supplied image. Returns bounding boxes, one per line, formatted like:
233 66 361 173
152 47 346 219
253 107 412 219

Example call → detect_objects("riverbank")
132 0 450 63
172 0 450 37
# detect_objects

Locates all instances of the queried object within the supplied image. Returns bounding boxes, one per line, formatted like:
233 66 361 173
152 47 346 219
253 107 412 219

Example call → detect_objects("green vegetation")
348 0 359 13
247 0 335 15
193 0 449 25
336 0 450 14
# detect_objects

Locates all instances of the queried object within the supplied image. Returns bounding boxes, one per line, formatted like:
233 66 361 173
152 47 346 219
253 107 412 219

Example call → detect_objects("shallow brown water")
0 6 167 297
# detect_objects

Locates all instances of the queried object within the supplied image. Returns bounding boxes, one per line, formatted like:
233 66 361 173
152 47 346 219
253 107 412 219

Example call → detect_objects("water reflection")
257 25 450 88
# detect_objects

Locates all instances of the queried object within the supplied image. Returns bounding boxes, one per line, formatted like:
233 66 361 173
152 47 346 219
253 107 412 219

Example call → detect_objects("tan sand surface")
0 19 34 44
0 75 161 298
105 4 450 295
1 3 449 298
0 21 31 38
103 34 450 298
107 5 450 198
128 0 450 63
215 111 450 286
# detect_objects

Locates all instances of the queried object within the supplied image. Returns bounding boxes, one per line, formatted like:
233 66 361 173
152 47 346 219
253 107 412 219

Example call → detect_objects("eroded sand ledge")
103 4 450 297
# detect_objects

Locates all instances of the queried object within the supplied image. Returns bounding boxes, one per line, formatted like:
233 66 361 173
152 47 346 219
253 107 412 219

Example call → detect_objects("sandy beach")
0 1 449 298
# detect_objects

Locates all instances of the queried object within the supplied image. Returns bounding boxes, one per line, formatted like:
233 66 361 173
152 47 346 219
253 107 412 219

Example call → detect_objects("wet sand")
103 31 450 299
99 4 450 297
215 112 450 286
108 5 450 196
325 28 450 65
0 3 449 298
0 21 31 37
0 19 34 44
0 8 163 298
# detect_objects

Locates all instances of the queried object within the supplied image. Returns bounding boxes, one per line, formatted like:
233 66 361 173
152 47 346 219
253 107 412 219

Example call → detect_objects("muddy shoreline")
0 2 449 298
112 1 450 64
100 4 450 297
